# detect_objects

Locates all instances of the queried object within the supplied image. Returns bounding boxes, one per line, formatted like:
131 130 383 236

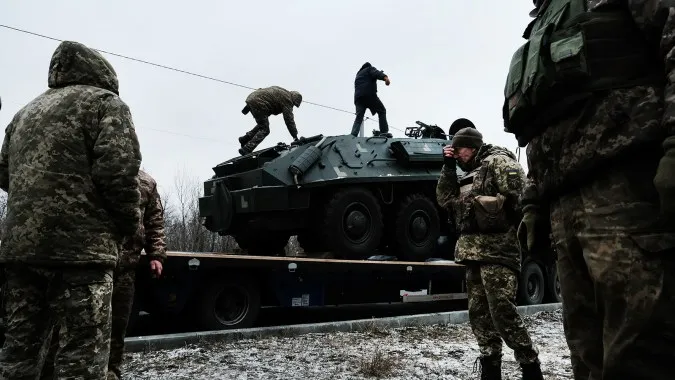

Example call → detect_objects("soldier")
238 86 302 155
350 62 391 138
0 40 142 379
503 1 675 379
40 169 166 380
436 127 543 380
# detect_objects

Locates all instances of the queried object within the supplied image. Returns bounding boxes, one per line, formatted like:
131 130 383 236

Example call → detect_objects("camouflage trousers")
240 107 270 152
466 263 539 364
41 268 137 380
0 264 113 380
549 158 675 380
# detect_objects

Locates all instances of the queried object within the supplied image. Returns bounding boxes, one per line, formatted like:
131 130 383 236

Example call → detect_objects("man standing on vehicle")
436 127 543 379
350 62 391 138
0 40 142 379
503 1 675 378
238 85 303 156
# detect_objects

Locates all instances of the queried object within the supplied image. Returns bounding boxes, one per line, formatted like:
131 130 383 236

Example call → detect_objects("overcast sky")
0 1 534 206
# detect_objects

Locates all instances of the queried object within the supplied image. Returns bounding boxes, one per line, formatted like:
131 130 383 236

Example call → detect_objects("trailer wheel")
196 277 261 330
545 260 562 303
517 260 545 305
322 187 384 259
392 193 440 261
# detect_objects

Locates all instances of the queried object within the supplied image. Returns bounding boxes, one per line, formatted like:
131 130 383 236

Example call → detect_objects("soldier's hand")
443 146 455 158
385 77 391 86
150 260 163 277
517 205 539 253
655 136 675 216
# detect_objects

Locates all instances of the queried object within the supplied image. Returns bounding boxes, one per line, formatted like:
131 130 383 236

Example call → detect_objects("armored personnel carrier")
199 121 457 261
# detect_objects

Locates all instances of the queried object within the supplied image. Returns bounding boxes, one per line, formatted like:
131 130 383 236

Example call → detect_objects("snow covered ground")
123 308 572 379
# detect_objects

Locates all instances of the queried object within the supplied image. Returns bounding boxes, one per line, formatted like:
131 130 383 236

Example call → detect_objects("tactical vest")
502 0 664 147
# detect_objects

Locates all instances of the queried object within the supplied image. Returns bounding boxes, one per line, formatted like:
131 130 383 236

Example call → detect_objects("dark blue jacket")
354 62 387 99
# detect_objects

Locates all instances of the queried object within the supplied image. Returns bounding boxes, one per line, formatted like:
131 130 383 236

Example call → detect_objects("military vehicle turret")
199 121 457 261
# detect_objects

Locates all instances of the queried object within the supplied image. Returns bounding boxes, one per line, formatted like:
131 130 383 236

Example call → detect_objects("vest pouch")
473 194 510 233
550 30 589 83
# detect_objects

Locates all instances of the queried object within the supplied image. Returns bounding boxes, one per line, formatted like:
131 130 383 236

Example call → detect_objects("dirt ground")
123 308 572 379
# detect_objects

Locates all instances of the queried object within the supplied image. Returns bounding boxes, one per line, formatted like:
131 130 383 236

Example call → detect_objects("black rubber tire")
392 193 441 261
196 276 261 330
234 231 289 256
545 260 563 303
517 260 546 305
322 187 384 259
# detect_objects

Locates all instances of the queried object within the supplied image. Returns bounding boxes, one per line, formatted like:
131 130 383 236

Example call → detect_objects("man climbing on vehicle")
238 86 303 155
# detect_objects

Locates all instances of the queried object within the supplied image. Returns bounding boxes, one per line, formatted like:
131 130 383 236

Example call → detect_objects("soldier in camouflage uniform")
436 127 543 380
503 1 675 379
0 40 142 379
238 86 302 155
41 169 167 380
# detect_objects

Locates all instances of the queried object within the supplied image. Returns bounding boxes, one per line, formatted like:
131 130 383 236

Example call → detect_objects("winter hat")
448 118 476 136
451 127 483 149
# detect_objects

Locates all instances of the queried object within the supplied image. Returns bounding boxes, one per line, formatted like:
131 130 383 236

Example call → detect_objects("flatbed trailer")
131 251 469 332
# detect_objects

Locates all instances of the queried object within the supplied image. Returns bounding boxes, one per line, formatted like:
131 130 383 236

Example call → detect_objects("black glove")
443 153 456 169
655 136 675 216
517 204 539 253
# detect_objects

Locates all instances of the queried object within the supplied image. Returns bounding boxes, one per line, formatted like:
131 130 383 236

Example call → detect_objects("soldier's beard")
457 156 479 172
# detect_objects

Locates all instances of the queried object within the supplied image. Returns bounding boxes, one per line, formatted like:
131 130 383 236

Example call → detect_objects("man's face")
455 147 476 163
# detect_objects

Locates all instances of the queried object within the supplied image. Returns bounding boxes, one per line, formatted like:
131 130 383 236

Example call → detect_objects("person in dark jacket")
350 62 391 137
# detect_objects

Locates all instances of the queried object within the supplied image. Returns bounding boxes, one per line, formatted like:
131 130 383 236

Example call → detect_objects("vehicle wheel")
545 260 562 303
196 276 261 330
234 231 290 256
322 187 384 259
392 193 440 261
517 260 545 305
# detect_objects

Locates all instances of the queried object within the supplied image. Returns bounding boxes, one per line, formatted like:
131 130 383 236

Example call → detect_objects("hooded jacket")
245 86 302 139
0 40 142 268
354 62 387 100
436 144 526 272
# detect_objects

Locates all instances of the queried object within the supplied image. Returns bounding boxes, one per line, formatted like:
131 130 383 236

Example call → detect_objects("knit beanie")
451 127 483 149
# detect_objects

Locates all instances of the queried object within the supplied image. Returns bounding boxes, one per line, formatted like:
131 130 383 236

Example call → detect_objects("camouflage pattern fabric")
546 158 675 380
515 1 675 379
106 270 136 380
239 86 302 152
436 143 526 272
119 169 167 269
466 263 539 364
0 264 113 380
0 40 142 268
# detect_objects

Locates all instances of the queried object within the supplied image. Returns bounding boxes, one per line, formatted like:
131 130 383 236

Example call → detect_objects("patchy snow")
124 309 572 379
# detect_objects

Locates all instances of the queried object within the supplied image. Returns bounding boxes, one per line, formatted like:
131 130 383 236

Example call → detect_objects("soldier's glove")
517 204 539 253
654 136 675 216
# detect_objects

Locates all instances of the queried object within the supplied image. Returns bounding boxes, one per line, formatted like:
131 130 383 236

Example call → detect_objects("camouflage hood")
290 91 302 107
47 41 119 95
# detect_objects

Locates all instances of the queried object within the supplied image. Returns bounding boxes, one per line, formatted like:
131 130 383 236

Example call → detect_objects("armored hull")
199 125 459 261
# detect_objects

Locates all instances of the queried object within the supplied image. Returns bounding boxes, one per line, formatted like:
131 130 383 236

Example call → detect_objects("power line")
0 24 405 139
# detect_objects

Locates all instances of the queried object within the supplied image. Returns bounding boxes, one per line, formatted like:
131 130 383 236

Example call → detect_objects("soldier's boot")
238 135 249 146
474 355 501 380
372 130 393 138
238 147 251 156
520 360 544 380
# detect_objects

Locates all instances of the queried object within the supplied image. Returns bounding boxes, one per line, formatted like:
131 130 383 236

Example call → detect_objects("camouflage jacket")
245 86 301 138
0 41 142 268
523 0 675 203
436 144 526 272
119 170 167 270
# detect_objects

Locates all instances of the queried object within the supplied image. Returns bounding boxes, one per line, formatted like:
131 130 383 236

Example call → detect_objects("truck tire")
545 260 562 303
517 260 545 305
392 193 440 261
196 276 261 330
322 187 384 259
